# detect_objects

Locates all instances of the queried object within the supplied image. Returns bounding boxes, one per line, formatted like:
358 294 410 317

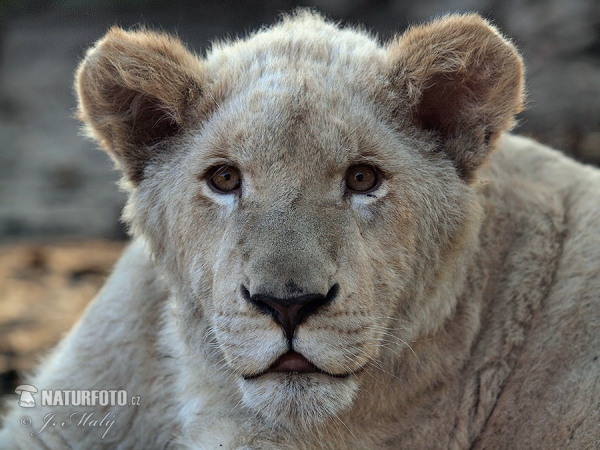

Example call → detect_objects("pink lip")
268 351 320 373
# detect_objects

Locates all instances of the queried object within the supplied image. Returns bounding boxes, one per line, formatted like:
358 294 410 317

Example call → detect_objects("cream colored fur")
1 11 598 449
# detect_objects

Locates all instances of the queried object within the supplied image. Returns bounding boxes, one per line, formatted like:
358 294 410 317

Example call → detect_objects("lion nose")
242 284 339 341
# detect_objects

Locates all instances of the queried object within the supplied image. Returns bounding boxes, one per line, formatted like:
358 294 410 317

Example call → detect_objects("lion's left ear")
387 14 525 180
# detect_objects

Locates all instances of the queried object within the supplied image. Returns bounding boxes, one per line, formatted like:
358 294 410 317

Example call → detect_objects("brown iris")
208 165 241 193
345 164 380 193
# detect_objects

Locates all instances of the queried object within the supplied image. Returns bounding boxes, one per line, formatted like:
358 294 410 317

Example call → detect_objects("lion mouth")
242 351 356 380
269 351 320 373
243 351 321 379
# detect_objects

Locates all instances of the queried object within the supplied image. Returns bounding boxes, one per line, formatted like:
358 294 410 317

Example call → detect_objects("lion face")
76 12 523 428
189 101 412 425
127 84 474 426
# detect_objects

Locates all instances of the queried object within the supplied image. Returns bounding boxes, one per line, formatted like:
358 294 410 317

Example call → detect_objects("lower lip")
268 351 320 373
242 353 358 380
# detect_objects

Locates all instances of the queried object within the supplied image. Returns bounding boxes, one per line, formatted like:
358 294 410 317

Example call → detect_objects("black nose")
242 284 339 341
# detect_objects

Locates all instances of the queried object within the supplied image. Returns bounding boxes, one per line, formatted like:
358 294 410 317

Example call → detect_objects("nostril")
241 285 250 300
326 283 339 302
241 283 339 340
300 283 339 319
241 285 273 315
242 285 292 324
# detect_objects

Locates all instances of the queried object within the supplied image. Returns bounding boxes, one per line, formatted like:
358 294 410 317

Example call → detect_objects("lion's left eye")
345 164 380 193
208 165 242 194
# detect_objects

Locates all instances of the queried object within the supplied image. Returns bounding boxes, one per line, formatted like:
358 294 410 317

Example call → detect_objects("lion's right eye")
345 164 380 194
208 165 242 194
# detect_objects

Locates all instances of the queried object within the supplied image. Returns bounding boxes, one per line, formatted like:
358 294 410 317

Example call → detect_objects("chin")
238 372 359 429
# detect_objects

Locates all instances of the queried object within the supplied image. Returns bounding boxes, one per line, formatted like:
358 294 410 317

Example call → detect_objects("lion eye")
208 165 241 193
345 164 380 193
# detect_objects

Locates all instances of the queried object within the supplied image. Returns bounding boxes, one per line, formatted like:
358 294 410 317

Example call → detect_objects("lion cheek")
294 325 380 375
212 316 288 376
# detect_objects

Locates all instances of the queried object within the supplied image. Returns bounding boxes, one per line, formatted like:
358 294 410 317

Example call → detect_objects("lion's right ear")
76 27 206 184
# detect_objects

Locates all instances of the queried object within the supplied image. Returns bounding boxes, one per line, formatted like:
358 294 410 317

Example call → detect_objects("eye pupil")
346 164 379 193
208 165 241 193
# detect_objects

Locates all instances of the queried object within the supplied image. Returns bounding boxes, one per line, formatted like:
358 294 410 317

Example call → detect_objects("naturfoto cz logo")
16 385 140 407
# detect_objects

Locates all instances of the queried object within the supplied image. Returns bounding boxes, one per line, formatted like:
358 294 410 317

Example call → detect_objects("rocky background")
0 0 599 409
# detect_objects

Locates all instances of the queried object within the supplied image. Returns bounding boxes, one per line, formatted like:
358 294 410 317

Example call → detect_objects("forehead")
196 23 389 173
204 12 385 92
202 84 359 167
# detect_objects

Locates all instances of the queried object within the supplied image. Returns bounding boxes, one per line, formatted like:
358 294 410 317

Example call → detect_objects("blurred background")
0 0 599 406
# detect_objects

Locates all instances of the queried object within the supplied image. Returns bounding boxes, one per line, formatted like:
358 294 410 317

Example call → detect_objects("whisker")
332 413 360 446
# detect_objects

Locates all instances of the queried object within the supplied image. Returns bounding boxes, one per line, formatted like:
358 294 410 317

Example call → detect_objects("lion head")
75 11 523 428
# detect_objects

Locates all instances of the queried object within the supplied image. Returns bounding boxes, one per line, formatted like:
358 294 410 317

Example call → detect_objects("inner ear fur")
388 14 525 180
76 27 206 184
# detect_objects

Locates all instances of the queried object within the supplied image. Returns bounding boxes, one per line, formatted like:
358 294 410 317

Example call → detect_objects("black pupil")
356 173 364 182
222 172 231 181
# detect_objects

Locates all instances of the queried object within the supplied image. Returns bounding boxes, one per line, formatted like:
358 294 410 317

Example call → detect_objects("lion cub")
1 10 598 450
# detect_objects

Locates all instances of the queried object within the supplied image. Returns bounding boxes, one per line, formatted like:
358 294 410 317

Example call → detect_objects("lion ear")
388 14 525 180
76 27 206 184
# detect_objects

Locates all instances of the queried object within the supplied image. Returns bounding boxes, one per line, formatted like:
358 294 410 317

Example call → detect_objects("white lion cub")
1 10 599 450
